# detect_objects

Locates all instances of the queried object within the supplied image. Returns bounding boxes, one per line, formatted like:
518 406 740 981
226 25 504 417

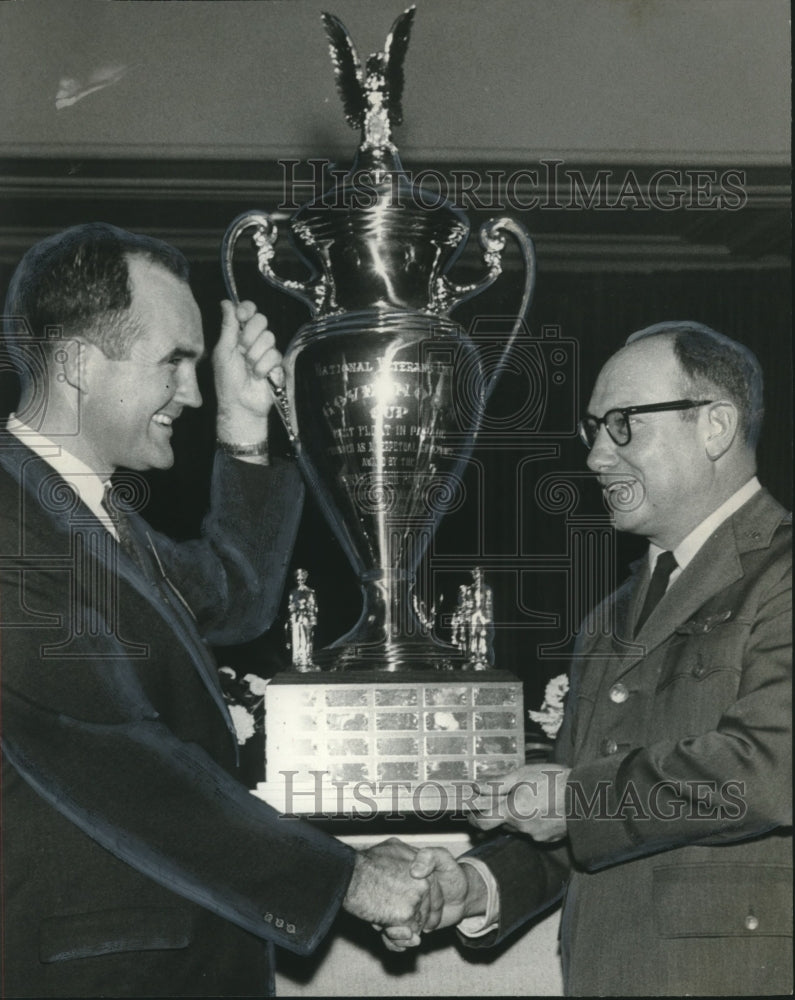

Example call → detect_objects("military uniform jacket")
0 435 355 998
465 488 792 996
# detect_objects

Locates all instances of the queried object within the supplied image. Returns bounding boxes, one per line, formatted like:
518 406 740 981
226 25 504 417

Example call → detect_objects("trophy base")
257 670 524 815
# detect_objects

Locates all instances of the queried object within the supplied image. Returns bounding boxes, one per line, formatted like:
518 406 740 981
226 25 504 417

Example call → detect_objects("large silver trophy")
223 7 535 675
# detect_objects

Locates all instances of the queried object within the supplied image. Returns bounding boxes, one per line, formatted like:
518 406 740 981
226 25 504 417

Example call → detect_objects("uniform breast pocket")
656 615 750 691
653 616 750 735
39 907 192 963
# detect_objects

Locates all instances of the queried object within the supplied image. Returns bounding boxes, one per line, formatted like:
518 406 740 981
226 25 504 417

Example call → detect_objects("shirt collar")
6 413 113 530
649 476 762 573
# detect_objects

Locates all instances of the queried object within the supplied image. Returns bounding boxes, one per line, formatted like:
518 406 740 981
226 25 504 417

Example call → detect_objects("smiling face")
585 336 722 549
80 255 204 473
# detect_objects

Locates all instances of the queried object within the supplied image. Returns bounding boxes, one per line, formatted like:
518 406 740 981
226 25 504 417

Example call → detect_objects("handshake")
342 836 485 952
341 763 571 950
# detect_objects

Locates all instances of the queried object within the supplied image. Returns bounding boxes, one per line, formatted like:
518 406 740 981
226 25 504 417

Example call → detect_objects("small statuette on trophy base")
285 569 319 672
452 568 495 671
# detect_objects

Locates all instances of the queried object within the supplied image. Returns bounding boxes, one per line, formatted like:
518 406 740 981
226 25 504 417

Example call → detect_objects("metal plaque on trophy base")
257 670 524 815
225 9 535 813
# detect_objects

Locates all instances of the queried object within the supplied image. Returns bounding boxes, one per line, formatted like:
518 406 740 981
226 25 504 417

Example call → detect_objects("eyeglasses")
578 399 714 448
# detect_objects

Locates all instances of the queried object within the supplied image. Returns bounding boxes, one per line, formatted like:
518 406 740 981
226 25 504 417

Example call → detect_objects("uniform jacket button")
601 737 619 756
609 683 629 704
745 914 759 931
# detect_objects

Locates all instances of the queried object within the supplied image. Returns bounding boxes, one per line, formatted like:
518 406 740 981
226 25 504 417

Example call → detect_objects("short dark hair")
3 222 190 372
626 321 764 447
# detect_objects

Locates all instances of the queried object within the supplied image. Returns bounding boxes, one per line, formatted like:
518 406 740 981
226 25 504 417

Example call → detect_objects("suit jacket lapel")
617 556 646 644
124 511 234 729
567 570 642 751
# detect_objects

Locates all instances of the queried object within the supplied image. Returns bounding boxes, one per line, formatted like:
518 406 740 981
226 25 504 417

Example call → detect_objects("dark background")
1 157 790 723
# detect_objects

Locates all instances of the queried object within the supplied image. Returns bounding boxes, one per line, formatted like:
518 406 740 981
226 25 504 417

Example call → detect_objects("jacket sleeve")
141 452 305 645
1 683 355 955
457 833 568 949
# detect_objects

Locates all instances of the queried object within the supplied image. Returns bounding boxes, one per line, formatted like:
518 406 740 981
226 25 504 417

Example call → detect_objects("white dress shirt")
6 413 118 539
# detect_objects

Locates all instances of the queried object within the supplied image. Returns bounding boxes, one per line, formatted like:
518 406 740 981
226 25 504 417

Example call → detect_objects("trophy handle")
430 220 536 403
478 217 537 402
222 210 326 315
430 220 503 314
431 217 536 401
221 211 301 445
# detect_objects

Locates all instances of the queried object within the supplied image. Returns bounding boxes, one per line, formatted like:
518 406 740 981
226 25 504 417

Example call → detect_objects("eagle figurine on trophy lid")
322 6 413 157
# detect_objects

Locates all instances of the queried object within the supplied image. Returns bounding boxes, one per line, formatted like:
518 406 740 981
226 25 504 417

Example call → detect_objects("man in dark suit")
0 223 437 998
383 322 792 996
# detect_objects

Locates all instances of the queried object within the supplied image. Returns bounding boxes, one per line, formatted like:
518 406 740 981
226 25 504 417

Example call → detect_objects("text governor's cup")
222 12 536 673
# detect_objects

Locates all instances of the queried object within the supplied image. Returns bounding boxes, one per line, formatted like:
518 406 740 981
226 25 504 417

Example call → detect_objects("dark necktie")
634 550 677 636
102 483 150 578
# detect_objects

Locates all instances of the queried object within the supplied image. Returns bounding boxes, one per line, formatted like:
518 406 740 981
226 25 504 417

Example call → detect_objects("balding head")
626 321 763 448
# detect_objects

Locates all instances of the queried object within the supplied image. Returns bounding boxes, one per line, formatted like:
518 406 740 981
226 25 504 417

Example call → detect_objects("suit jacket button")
601 737 619 755
609 683 629 704
745 914 759 931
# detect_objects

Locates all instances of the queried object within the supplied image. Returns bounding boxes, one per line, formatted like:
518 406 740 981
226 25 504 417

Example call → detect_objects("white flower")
228 703 256 746
528 673 570 739
544 673 569 710
242 674 271 697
